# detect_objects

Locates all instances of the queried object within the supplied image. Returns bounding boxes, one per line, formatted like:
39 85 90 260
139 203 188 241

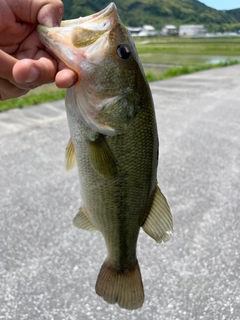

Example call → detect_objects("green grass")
0 88 66 112
145 59 240 81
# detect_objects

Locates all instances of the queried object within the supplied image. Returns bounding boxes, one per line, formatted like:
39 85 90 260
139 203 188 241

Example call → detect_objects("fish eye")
116 44 131 60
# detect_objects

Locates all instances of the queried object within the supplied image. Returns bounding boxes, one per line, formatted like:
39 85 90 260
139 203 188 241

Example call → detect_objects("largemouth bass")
38 2 172 310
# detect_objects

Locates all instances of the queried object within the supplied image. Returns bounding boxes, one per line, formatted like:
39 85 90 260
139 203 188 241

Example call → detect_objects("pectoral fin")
65 138 76 171
142 185 173 243
73 207 97 232
87 134 117 178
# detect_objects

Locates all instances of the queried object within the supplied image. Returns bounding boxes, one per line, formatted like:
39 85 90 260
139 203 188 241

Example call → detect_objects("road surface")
0 65 240 319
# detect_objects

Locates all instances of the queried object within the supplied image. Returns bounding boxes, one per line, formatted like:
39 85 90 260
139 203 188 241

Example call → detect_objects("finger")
55 63 78 88
8 0 64 27
0 49 17 82
37 0 64 26
0 50 30 100
0 78 29 101
13 50 58 88
12 60 40 87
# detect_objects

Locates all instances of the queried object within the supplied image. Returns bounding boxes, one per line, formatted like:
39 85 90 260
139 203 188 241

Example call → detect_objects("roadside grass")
0 37 240 112
0 87 66 112
145 59 240 81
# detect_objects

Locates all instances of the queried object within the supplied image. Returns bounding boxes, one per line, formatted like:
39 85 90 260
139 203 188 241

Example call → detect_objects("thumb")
37 0 64 27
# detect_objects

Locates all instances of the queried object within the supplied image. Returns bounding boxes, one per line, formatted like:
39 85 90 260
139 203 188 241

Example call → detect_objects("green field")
136 37 240 58
136 36 240 77
1 37 240 111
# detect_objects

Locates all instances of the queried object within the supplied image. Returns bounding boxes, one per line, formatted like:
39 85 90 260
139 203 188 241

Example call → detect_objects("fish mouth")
37 3 119 70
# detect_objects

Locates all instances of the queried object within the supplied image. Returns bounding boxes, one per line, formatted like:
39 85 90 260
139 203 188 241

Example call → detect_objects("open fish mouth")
37 2 119 67
37 2 138 136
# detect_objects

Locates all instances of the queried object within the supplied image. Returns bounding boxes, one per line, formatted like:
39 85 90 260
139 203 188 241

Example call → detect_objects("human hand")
0 0 77 101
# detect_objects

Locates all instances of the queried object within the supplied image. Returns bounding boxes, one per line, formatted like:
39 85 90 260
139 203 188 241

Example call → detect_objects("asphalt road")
1 65 240 320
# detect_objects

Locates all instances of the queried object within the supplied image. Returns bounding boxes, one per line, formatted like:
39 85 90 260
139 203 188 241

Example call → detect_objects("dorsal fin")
65 138 76 171
142 185 173 243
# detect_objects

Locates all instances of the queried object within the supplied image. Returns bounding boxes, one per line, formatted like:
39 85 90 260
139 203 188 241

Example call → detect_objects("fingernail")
25 67 40 83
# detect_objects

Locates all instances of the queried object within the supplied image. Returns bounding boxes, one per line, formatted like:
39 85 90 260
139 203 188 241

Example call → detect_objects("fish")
37 2 173 310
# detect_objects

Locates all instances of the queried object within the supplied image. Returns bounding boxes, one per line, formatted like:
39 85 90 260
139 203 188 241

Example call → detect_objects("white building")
128 25 157 37
161 25 178 36
127 27 142 37
179 25 206 37
141 25 157 37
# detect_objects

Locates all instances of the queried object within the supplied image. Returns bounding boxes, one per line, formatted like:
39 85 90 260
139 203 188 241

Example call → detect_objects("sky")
198 0 240 10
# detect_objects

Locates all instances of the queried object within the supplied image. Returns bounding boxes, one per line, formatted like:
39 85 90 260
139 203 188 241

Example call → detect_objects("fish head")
37 3 148 135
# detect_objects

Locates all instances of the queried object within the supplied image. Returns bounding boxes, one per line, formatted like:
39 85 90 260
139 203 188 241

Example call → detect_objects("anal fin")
142 185 173 243
65 138 76 171
73 207 97 232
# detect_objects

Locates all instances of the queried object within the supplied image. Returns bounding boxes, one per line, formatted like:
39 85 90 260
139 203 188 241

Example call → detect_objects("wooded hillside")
62 0 240 32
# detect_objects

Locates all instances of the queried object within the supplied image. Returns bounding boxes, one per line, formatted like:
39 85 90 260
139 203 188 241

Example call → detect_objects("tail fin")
95 259 144 310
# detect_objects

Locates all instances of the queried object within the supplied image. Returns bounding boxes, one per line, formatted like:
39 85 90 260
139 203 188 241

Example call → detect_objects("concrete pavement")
0 65 240 319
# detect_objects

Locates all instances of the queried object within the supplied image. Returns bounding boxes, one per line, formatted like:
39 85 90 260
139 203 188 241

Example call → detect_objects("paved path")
1 65 240 320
